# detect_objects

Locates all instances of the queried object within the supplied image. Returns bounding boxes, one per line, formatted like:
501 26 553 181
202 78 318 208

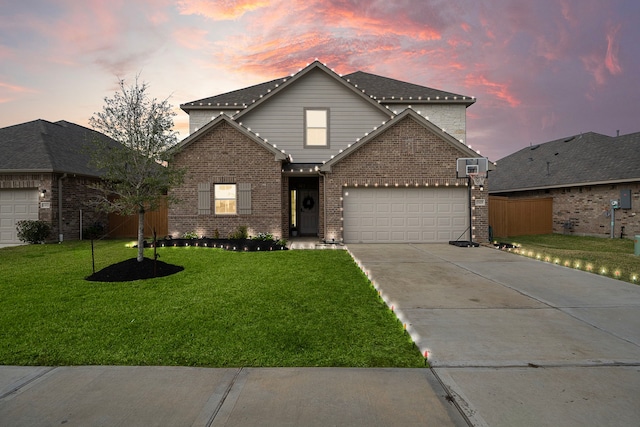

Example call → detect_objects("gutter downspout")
58 173 67 242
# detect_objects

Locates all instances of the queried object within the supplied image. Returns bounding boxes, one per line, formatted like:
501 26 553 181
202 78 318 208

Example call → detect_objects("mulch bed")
86 257 184 282
86 238 287 282
143 238 288 252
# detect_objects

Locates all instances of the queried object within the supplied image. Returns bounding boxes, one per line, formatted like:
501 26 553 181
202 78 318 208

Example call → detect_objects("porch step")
288 239 345 250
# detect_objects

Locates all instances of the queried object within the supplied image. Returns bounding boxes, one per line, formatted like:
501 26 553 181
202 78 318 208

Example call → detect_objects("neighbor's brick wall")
501 183 640 238
0 173 107 241
55 176 107 241
323 116 489 242
169 121 283 239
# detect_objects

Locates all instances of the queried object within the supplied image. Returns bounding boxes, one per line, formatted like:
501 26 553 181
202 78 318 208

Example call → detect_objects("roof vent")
564 136 575 142
530 145 540 150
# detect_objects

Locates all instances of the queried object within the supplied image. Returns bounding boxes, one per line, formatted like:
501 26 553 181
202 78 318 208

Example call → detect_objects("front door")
298 189 318 236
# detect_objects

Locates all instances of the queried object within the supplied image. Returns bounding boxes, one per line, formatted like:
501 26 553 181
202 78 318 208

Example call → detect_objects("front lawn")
501 234 640 284
0 240 424 367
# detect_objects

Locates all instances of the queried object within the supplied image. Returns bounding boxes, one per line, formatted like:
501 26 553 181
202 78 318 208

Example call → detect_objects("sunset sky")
1 0 638 160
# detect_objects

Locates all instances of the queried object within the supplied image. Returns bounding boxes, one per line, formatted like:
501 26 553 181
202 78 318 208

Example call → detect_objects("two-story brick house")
169 60 488 243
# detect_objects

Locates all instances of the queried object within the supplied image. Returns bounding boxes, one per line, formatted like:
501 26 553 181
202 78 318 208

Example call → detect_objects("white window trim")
214 184 237 215
304 108 329 148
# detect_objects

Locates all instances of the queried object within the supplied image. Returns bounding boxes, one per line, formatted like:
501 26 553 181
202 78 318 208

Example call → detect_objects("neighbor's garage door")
0 189 39 244
343 187 468 243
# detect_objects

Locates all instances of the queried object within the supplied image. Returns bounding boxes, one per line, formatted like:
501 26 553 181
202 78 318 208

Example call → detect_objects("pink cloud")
465 75 520 107
605 23 622 75
317 2 442 42
0 81 37 104
178 0 446 77
0 1 173 76
173 28 210 51
581 22 624 86
176 0 270 20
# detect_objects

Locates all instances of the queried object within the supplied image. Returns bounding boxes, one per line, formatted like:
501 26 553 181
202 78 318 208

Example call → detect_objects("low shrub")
253 232 274 241
16 220 51 244
229 225 248 240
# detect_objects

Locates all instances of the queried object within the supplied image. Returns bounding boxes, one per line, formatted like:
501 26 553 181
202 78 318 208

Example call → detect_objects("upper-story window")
305 108 329 147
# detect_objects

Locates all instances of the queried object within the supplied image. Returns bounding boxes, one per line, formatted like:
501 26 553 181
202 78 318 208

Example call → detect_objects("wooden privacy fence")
489 196 553 238
107 197 168 238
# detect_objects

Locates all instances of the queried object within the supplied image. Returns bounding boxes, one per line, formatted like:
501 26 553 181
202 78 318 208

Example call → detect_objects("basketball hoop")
468 172 485 189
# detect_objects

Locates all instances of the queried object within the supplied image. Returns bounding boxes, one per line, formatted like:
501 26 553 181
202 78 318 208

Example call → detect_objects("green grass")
0 240 424 367
502 234 640 284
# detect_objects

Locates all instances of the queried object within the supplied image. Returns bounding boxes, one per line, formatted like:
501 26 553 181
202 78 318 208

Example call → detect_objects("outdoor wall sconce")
40 189 47 198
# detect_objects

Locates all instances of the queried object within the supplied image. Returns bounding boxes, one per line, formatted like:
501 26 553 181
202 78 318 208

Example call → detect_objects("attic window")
305 108 329 147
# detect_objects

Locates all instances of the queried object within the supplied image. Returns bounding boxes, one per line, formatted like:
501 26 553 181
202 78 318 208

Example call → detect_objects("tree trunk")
137 207 145 262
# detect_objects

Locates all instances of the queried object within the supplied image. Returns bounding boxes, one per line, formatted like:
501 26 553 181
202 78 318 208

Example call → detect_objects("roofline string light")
189 58 475 110
340 178 467 187
195 60 482 165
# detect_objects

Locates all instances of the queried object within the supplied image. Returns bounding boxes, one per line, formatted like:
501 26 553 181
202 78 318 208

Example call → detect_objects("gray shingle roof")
181 77 283 110
490 131 640 193
342 71 474 104
0 119 117 177
181 66 474 111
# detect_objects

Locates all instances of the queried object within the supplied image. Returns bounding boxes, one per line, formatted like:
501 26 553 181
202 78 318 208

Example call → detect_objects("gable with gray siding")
241 68 392 163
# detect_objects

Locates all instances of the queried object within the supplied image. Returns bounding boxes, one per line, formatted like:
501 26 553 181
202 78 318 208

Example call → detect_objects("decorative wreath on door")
302 195 315 211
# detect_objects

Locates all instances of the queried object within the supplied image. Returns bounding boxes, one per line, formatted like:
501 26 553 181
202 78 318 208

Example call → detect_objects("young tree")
89 77 184 262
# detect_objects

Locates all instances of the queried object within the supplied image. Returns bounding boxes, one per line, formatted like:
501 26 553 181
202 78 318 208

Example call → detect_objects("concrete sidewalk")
0 366 466 426
348 244 640 427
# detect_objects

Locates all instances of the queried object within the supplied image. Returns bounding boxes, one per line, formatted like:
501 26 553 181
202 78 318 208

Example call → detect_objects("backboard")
456 157 489 178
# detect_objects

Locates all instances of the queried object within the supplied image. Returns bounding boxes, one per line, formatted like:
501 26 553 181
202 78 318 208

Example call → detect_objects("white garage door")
0 189 39 244
343 187 468 243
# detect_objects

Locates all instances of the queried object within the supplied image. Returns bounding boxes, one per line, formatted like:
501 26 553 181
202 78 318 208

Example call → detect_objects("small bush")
182 231 198 239
253 232 274 241
16 220 51 244
229 225 248 240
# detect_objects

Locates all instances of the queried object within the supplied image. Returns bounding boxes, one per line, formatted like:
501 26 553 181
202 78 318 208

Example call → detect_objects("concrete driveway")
347 243 640 427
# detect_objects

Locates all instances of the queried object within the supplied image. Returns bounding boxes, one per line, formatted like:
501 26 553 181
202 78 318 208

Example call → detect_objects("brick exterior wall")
169 121 284 239
0 173 107 242
323 116 489 242
499 183 640 238
169 116 488 243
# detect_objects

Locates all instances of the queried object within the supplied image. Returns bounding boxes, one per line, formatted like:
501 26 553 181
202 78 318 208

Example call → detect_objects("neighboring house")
170 60 489 243
489 131 640 238
0 119 112 244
